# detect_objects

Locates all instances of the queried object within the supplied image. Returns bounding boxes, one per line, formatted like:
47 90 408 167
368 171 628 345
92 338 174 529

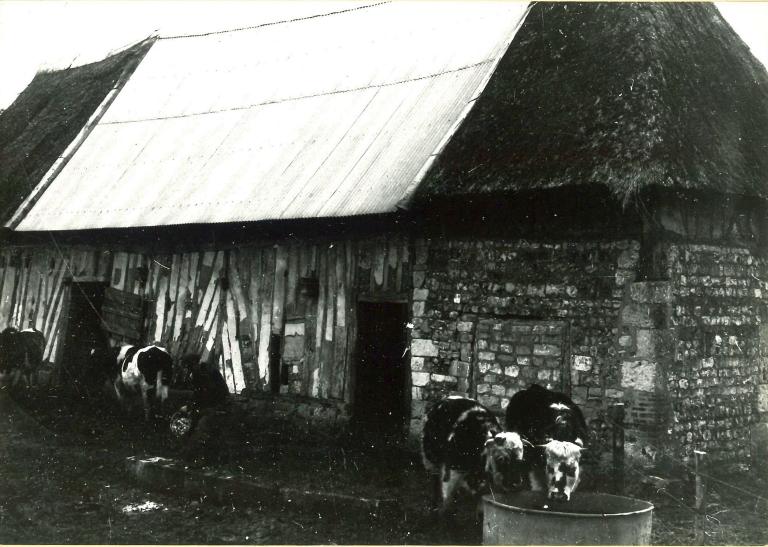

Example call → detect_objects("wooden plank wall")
0 247 97 367
0 233 411 402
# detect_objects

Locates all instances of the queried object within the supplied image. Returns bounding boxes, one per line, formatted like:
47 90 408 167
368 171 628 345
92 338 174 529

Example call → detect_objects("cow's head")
483 431 526 491
542 438 584 501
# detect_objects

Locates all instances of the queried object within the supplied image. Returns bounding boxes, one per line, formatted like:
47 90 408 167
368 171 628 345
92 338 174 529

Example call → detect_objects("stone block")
572 355 593 372
504 365 520 378
431 373 457 385
477 383 491 394
572 387 588 405
457 321 473 332
516 357 530 366
635 329 655 358
412 270 426 289
618 249 639 269
411 357 425 371
605 388 624 399
412 372 430 387
630 281 673 304
534 344 559 356
412 301 425 317
411 387 423 400
620 360 657 392
412 339 439 357
621 303 653 328
413 288 429 301
491 385 506 396
478 395 499 408
758 384 768 413
478 351 496 361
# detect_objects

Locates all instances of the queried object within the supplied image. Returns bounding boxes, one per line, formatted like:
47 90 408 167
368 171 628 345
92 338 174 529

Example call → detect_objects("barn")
1 2 767 466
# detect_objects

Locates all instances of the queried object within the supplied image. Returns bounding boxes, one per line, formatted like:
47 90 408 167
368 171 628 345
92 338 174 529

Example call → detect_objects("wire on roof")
160 1 389 40
99 58 495 126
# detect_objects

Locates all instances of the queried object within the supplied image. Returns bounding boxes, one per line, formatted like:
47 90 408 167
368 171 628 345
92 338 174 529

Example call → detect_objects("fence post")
694 450 707 544
608 403 625 495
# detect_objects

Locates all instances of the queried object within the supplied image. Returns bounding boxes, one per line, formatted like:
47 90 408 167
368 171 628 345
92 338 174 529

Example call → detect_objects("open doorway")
58 280 108 394
353 301 409 445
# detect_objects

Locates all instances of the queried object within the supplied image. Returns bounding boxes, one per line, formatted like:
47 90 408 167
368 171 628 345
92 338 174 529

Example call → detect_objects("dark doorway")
59 281 108 394
353 301 409 445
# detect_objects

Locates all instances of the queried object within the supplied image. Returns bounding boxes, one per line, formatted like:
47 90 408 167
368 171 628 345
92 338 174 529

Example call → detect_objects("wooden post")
694 450 707 544
608 403 625 495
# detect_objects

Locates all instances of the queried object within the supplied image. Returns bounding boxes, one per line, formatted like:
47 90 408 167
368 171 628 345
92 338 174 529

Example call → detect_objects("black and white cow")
422 396 524 517
0 327 45 388
505 384 588 501
113 344 173 420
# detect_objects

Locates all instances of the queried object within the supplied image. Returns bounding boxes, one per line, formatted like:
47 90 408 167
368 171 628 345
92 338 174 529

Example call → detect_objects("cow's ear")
521 437 534 447
484 438 496 449
574 437 584 448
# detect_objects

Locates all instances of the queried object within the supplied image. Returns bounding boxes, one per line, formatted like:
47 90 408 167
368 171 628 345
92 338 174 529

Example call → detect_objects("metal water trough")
483 491 653 545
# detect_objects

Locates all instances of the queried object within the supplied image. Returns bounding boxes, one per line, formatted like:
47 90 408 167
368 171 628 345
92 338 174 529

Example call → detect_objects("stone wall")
407 237 768 468
408 237 640 440
666 244 768 463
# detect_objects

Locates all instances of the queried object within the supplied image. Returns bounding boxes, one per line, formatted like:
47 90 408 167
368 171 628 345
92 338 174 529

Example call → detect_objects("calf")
505 384 588 501
422 396 524 518
114 344 173 420
0 327 45 388
181 354 230 410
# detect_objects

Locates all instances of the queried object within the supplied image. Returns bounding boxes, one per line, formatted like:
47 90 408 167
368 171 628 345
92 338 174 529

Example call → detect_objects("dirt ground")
2 385 767 545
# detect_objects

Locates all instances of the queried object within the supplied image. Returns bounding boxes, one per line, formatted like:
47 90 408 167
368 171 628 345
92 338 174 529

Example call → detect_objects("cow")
421 396 524 520
113 344 173 420
181 354 229 411
0 327 45 388
505 384 588 501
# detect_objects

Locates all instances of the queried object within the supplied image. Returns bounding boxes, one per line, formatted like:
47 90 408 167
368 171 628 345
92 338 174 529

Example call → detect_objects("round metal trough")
482 491 653 545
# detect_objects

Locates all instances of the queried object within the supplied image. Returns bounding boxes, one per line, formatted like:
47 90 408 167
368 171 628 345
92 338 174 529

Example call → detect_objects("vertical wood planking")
112 252 129 290
220 299 236 392
172 254 191 350
331 243 348 399
225 289 245 392
257 247 275 386
344 239 357 404
42 258 67 345
312 249 328 398
322 245 336 398
272 245 288 335
34 253 49 333
300 244 316 396
11 253 28 328
373 238 386 291
0 258 16 330
387 237 400 293
230 249 255 389
286 245 299 319
247 248 263 389
162 254 182 345
153 270 170 344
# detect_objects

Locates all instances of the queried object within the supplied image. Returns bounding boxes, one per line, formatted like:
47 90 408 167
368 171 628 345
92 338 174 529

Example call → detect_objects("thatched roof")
415 2 768 205
0 39 154 225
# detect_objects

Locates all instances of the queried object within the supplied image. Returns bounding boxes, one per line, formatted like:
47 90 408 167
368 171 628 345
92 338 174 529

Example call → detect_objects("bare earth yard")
1 387 766 545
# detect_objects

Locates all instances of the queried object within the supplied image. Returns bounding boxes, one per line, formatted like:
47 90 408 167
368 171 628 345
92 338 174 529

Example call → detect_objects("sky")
0 1 767 110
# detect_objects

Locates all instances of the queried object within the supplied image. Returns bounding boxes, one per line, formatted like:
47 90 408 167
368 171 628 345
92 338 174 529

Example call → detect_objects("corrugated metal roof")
14 2 530 230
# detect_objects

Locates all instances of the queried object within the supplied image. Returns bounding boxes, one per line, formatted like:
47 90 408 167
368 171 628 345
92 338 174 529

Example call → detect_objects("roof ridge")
159 1 389 41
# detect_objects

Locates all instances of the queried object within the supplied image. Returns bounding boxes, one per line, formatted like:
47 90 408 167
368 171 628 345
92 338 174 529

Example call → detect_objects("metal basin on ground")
483 491 653 545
